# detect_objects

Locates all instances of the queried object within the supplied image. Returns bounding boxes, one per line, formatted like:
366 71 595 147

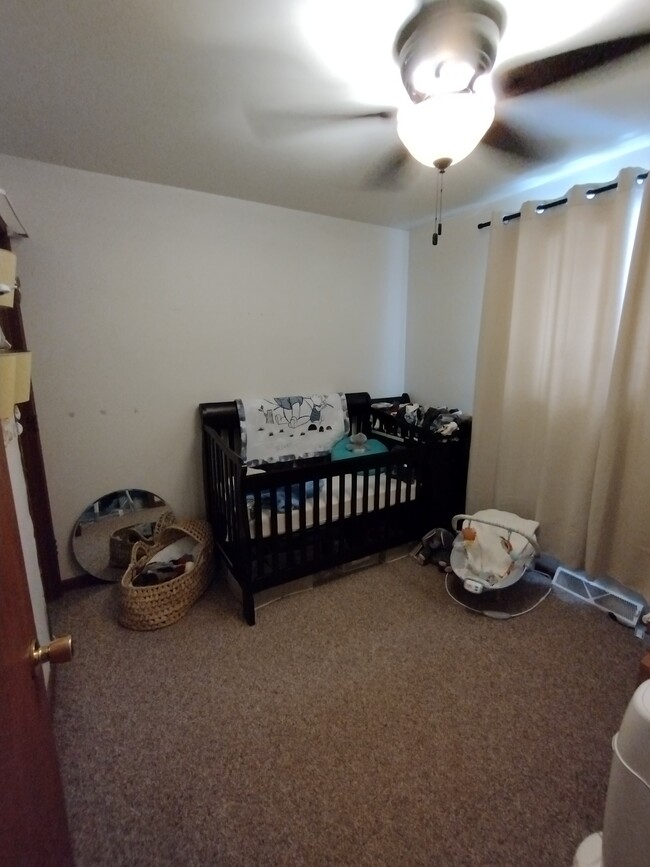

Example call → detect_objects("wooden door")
0 438 74 866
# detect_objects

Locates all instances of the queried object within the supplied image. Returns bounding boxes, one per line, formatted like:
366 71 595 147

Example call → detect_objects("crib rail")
242 446 424 585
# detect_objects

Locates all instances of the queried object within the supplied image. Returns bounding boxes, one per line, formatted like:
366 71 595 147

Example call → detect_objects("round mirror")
72 489 170 582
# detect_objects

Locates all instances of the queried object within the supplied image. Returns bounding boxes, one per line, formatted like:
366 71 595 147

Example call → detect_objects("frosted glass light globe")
396 89 496 168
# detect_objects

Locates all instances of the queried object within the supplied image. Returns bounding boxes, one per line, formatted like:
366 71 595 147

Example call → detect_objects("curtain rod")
477 170 649 230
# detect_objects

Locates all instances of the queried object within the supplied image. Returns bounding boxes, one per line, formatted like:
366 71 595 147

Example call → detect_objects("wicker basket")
109 510 176 568
118 517 214 631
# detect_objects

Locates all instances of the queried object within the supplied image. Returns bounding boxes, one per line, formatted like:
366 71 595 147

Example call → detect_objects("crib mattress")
247 472 417 539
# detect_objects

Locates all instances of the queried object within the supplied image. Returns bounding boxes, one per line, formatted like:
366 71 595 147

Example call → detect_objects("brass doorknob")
32 635 74 667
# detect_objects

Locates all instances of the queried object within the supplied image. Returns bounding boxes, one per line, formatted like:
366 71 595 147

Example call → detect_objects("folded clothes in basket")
132 555 194 587
131 537 199 586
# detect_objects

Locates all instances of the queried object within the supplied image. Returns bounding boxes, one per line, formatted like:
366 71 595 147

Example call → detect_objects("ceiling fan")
353 0 650 241
324 0 650 188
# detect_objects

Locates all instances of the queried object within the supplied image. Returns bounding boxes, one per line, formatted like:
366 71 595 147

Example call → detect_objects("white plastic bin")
573 680 650 867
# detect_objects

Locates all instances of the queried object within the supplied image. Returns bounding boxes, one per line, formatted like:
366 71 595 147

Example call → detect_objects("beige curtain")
586 179 650 597
467 167 645 577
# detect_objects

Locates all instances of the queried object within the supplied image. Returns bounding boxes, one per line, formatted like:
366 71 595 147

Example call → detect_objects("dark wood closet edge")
0 221 64 602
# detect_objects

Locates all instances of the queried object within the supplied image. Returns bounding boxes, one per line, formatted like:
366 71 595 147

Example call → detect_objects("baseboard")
62 573 105 591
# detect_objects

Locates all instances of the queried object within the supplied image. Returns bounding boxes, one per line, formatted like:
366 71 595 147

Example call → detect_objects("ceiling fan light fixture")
395 0 506 102
396 89 496 168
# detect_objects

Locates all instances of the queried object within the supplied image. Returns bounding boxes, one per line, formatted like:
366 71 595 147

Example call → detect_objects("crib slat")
268 485 279 578
297 480 307 568
283 482 294 571
359 468 367 517
325 475 333 526
253 489 264 579
385 466 393 510
311 479 318 565
373 465 382 513
336 469 345 530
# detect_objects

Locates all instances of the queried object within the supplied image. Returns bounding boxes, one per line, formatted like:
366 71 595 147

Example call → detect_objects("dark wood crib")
200 392 470 624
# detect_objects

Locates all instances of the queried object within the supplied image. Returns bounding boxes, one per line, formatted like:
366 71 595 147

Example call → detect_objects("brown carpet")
49 556 642 867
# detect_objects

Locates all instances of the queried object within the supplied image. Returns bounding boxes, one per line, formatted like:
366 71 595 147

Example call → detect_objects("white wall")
405 146 650 414
405 205 491 414
0 154 408 580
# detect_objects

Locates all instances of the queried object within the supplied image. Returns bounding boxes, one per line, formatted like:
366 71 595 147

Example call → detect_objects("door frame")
0 223 62 600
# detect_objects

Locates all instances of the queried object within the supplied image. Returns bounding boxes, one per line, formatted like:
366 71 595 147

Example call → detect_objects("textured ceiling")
1 0 650 228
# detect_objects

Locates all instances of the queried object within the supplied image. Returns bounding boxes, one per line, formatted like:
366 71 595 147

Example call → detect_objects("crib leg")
243 589 256 626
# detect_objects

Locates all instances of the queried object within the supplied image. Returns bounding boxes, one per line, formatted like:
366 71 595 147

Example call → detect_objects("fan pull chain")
432 158 451 246
432 170 441 246
432 169 445 245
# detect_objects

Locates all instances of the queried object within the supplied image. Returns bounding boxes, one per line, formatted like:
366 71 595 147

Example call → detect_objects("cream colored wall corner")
405 210 490 415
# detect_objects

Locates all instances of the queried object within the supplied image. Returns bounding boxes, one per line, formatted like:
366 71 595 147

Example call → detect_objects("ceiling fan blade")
480 118 552 163
364 145 412 189
246 108 395 140
497 33 650 99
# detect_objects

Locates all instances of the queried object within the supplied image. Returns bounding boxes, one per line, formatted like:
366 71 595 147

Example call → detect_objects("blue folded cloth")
248 480 322 513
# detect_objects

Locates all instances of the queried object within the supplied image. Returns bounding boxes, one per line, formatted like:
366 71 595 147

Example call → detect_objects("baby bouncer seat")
450 509 540 594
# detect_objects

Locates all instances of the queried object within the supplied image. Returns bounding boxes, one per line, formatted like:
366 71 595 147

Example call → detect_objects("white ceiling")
1 0 650 229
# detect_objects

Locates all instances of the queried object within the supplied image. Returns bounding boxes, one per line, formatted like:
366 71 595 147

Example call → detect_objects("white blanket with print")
237 393 349 466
